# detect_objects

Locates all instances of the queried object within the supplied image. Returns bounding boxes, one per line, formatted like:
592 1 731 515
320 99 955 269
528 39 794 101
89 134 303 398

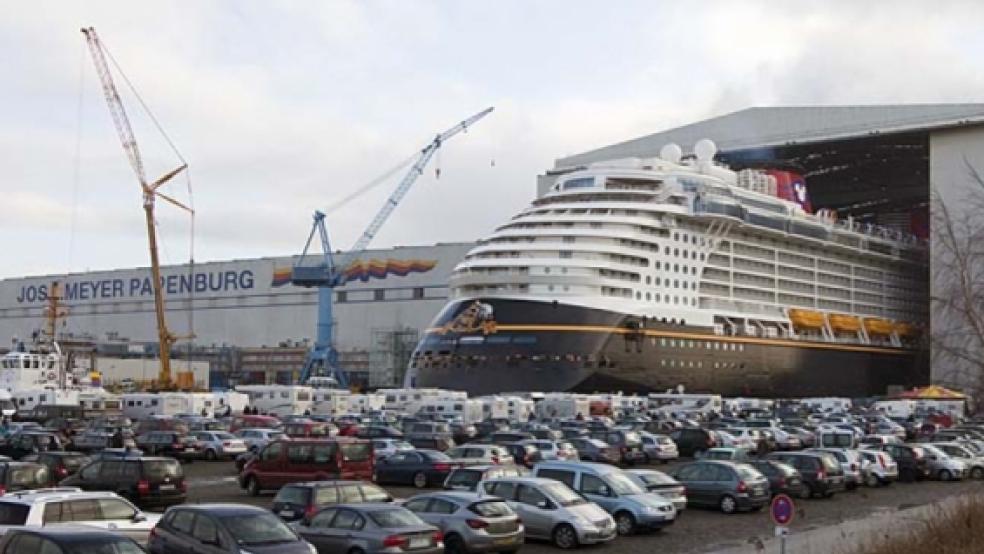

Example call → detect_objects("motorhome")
503 396 535 421
121 392 217 419
311 388 351 416
348 393 386 414
801 397 853 413
415 398 485 423
873 400 917 419
12 387 79 415
535 393 592 420
378 388 466 413
213 391 250 417
235 384 313 417
648 393 723 417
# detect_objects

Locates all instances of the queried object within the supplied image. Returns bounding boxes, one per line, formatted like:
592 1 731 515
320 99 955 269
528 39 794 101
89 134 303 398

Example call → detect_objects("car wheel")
413 472 428 489
939 469 953 482
865 473 880 488
972 467 984 480
719 494 737 514
205 449 217 461
614 511 636 536
348 548 365 554
552 523 579 549
247 477 260 497
800 484 813 500
444 534 466 554
642 453 651 464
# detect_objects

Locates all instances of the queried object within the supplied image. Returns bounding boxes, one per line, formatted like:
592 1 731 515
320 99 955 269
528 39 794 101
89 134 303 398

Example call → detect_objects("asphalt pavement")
176 458 984 554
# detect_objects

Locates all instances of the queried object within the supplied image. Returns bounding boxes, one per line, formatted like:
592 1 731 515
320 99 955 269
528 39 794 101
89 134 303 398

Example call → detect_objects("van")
532 461 675 535
817 428 857 449
239 438 374 495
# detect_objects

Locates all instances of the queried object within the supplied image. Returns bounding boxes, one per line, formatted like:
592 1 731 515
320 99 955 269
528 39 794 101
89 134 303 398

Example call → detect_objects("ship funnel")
659 143 683 164
694 139 717 162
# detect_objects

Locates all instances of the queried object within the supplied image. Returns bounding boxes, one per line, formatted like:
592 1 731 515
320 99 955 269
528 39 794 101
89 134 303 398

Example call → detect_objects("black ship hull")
411 298 929 397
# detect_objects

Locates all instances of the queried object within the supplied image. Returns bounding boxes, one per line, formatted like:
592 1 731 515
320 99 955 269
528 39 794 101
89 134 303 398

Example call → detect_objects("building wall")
96 357 210 389
0 243 474 354
929 126 984 391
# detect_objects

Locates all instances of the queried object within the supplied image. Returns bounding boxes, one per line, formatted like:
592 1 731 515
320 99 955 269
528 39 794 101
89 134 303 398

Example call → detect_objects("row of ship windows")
659 338 745 352
659 359 744 370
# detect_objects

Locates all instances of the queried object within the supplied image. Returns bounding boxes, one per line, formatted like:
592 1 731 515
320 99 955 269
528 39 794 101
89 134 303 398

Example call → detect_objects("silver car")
192 431 248 460
919 443 969 480
807 448 863 489
638 432 679 463
858 449 899 486
933 442 984 479
404 491 525 554
479 477 616 549
624 469 687 511
235 428 286 452
295 503 443 554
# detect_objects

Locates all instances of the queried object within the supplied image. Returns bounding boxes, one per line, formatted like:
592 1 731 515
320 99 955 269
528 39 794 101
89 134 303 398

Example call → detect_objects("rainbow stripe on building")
271 258 437 287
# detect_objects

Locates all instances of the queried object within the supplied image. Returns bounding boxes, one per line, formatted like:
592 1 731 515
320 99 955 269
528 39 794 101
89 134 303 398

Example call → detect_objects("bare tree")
931 158 984 405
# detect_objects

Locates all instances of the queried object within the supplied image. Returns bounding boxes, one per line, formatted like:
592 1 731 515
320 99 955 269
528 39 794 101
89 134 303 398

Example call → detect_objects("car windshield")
819 455 842 472
66 538 145 554
340 443 372 462
541 482 585 506
0 502 28 524
424 452 452 462
9 465 48 487
705 450 732 460
213 432 235 440
448 470 481 486
394 441 413 450
62 456 89 471
360 484 390 502
369 509 425 528
221 513 298 545
637 472 672 485
470 500 512 517
736 466 762 480
143 460 183 479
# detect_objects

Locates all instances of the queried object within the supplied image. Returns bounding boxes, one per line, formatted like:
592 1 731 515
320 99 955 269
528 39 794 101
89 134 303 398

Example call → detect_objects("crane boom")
345 106 493 260
81 27 188 389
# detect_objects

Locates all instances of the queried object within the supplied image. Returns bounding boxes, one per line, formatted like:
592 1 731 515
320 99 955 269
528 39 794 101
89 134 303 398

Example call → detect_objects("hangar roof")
556 104 984 169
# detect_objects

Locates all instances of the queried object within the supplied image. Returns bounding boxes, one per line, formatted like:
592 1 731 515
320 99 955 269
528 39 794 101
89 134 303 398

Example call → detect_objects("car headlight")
306 541 318 554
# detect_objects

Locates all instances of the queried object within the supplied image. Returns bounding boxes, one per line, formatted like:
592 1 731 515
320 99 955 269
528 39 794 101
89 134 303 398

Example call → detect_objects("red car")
239 438 374 496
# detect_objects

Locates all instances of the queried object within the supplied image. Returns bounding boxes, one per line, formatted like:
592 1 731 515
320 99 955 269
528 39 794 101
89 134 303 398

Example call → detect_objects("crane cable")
322 151 418 216
68 38 87 275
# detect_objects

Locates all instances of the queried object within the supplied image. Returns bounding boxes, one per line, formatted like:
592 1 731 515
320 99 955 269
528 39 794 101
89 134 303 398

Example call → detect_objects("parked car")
372 439 415 461
135 431 199 461
408 436 456 452
403 491 524 554
858 449 899 486
21 451 89 485
807 448 864 490
918 443 968 481
71 430 134 452
0 488 160 544
60 456 187 508
623 468 687 511
295 503 442 554
0 431 64 459
272 480 393 522
0 526 145 554
87 448 144 462
479 476 616 549
0 461 50 494
638 432 678 463
519 440 578 461
744 460 805 498
767 452 846 498
234 428 286 452
446 444 512 465
149 503 314 554
860 434 903 448
701 447 753 462
191 431 248 461
670 461 771 513
358 426 405 439
879 443 931 482
240 438 374 495
668 428 718 457
503 443 542 468
532 461 676 535
933 442 984 479
374 450 461 489
568 438 619 464
489 432 535 445
229 415 281 433
594 431 645 465
443 465 528 492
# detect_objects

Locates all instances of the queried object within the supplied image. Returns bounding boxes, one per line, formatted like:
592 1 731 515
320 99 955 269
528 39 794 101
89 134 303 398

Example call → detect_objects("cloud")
1 1 983 279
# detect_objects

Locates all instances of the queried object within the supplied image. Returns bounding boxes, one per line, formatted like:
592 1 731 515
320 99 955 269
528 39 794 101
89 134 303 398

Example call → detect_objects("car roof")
485 476 557 486
6 525 134 539
284 480 373 488
169 503 268 516
415 491 485 503
534 460 615 472
0 488 122 504
330 502 405 512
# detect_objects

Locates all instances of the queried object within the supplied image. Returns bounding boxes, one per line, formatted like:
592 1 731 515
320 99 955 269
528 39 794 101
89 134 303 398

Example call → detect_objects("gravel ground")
177 458 984 554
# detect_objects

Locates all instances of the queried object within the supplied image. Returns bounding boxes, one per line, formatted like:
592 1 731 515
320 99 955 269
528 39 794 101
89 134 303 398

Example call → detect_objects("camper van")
648 393 723 417
121 392 217 419
236 385 313 417
536 394 592 419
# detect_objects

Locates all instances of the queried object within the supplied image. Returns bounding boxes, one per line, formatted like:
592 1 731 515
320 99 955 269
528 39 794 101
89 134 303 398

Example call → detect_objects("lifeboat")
788 308 826 330
864 318 895 336
828 313 861 333
894 322 920 338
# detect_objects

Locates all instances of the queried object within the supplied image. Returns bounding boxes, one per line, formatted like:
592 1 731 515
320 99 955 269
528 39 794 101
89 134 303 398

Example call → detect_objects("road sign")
771 493 795 526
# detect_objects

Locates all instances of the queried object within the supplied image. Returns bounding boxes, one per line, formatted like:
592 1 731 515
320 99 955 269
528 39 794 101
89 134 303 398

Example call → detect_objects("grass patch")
846 495 984 554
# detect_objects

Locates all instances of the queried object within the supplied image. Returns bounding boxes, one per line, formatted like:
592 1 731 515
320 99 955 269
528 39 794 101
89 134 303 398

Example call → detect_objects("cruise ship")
410 140 929 397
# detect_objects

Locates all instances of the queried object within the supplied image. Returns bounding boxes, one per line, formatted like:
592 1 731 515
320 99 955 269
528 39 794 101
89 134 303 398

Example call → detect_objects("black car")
767 452 846 498
668 428 718 457
135 432 199 460
745 460 805 498
0 431 64 459
0 461 50 494
503 442 542 468
880 443 931 482
407 436 455 452
490 431 535 445
61 456 186 508
357 426 404 439
271 480 393 522
0 526 144 554
374 449 461 488
20 451 89 484
149 504 312 554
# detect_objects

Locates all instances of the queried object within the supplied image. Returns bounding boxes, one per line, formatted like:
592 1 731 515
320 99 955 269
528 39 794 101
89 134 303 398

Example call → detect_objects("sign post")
770 494 795 554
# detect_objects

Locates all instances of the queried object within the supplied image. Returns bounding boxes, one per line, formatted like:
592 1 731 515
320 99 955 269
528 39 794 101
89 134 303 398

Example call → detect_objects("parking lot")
177 458 984 554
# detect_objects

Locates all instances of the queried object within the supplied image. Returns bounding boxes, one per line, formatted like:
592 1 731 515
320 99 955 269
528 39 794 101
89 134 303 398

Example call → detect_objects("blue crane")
291 107 494 386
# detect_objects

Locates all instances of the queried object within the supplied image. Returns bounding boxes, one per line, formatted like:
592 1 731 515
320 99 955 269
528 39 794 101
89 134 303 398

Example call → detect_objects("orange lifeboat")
864 318 895 336
828 313 861 333
894 322 920 338
789 309 826 330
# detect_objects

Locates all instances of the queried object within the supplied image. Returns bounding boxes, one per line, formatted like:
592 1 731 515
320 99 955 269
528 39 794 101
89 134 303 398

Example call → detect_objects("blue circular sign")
771 494 795 526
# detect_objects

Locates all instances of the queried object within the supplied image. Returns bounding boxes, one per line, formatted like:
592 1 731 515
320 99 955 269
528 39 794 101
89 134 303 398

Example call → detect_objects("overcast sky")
3 0 983 279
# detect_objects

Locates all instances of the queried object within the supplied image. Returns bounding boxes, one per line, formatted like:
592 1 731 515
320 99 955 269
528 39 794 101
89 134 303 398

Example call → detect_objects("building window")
336 291 347 303
374 289 385 301
413 287 425 299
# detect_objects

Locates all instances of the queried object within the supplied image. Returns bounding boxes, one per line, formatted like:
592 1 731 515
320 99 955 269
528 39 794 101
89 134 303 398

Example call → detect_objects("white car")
371 438 415 461
192 431 248 460
858 449 899 486
234 428 286 452
723 428 764 451
638 432 679 462
0 488 160 544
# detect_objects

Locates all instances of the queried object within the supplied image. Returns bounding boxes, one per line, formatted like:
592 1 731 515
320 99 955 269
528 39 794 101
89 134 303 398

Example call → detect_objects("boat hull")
411 298 929 397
